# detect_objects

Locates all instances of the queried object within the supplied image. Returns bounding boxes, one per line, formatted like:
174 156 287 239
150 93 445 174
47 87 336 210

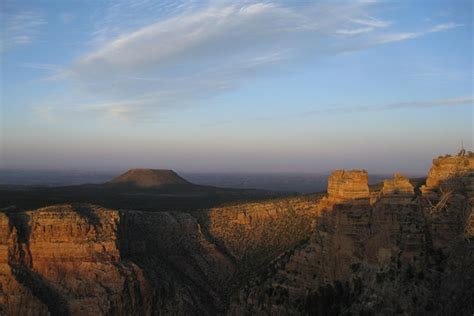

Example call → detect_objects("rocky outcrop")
230 152 474 315
421 153 474 196
379 173 415 204
327 170 369 202
419 153 474 249
382 173 414 197
108 168 190 188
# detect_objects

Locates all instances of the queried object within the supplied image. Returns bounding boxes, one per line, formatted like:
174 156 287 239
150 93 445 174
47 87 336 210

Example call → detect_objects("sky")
0 0 472 174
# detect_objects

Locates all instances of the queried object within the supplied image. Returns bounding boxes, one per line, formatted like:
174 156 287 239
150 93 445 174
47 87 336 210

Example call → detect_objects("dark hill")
107 169 190 188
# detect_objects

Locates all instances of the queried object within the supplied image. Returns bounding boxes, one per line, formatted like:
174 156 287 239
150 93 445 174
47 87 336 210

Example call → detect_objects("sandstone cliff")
0 197 325 315
230 154 474 315
0 213 49 315
421 152 474 201
1 152 473 315
327 170 369 202
0 205 235 315
382 172 415 197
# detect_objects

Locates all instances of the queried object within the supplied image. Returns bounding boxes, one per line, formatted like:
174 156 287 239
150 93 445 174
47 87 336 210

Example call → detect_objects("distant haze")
0 169 415 193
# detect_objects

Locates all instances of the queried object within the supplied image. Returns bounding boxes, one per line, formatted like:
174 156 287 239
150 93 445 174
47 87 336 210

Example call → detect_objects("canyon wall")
0 205 235 315
0 198 320 315
230 154 474 315
1 152 473 315
203 195 322 274
0 213 49 315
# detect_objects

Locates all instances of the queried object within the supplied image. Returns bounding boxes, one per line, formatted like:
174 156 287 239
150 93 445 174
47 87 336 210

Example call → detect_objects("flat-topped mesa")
108 168 190 188
381 173 415 202
421 151 474 196
327 170 370 202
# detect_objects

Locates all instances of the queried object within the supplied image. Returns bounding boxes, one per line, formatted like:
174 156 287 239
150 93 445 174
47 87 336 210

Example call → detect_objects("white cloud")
336 27 374 35
351 17 390 28
44 2 464 121
428 22 462 32
74 3 307 75
0 10 45 52
376 32 420 43
376 22 462 44
90 0 200 45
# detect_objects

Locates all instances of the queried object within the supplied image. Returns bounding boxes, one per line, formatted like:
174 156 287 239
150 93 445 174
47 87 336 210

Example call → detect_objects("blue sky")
1 0 472 174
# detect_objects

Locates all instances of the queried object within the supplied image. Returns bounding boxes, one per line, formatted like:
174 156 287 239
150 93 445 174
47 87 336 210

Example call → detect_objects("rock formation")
107 168 191 188
0 205 235 315
1 151 473 315
230 152 474 315
382 172 414 196
379 172 415 204
203 196 322 275
421 153 474 196
327 170 370 202
420 152 474 249
0 213 49 315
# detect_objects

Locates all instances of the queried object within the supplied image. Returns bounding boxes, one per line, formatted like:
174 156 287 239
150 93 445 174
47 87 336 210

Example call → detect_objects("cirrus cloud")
44 1 464 121
1 10 45 52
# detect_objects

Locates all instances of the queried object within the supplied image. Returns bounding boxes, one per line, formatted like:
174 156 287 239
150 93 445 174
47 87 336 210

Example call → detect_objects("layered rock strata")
0 213 49 315
0 196 326 316
421 152 474 196
379 173 415 204
1 151 473 315
0 205 235 315
382 172 414 196
230 153 474 315
326 170 369 202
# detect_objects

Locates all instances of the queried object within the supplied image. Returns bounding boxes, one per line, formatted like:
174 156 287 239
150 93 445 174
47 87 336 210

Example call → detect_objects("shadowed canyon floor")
1 151 473 315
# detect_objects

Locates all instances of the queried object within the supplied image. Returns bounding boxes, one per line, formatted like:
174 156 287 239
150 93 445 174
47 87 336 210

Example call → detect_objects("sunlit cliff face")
1 151 473 315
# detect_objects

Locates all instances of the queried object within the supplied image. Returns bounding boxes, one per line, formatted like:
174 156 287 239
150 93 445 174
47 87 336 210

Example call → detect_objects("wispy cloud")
42 1 464 121
376 22 462 43
0 10 45 52
335 14 391 36
90 0 200 45
303 96 473 115
336 27 374 35
429 22 462 32
351 17 391 28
